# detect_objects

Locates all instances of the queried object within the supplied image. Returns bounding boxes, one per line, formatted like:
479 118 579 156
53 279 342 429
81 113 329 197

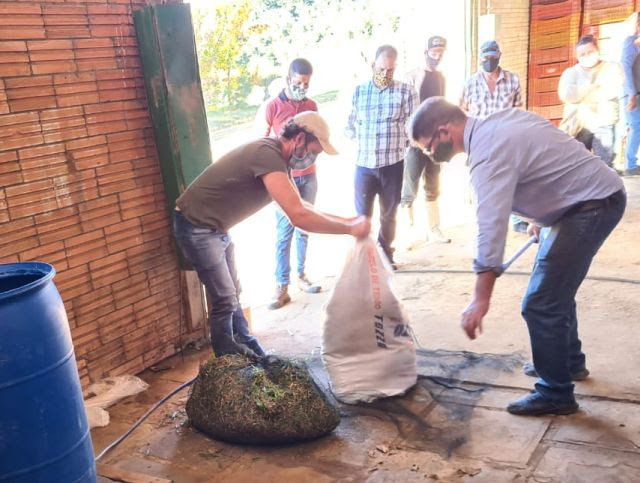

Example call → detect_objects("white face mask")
579 52 599 69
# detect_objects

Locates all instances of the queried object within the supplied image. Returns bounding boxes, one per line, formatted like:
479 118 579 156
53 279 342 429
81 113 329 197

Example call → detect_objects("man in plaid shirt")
459 40 523 118
346 45 418 268
460 39 526 233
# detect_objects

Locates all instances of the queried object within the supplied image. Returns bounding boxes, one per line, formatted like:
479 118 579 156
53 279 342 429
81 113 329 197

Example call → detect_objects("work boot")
268 284 291 310
426 200 451 244
211 315 258 358
297 273 321 293
507 391 579 416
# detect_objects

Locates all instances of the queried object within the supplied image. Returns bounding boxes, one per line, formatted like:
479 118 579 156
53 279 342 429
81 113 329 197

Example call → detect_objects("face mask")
373 71 390 90
579 53 599 69
481 58 499 73
290 142 318 170
289 84 307 101
432 139 454 163
426 54 441 69
290 152 318 170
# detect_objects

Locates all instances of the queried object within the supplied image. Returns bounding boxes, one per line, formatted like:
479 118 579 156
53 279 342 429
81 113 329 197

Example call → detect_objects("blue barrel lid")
0 262 56 302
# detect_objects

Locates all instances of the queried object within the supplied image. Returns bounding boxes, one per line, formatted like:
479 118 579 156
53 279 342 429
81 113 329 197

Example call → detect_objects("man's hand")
461 271 497 340
527 223 541 242
461 297 489 340
348 215 371 239
628 94 637 112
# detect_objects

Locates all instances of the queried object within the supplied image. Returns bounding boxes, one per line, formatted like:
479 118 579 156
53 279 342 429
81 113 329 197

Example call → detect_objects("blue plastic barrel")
0 262 96 483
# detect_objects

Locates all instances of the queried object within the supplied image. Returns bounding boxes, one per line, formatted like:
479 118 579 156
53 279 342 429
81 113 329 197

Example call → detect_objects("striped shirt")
346 80 417 168
460 68 523 118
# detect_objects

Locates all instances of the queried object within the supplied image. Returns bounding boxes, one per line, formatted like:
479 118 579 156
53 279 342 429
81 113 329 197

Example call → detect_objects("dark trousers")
401 147 441 204
172 212 257 348
354 161 404 258
521 190 626 403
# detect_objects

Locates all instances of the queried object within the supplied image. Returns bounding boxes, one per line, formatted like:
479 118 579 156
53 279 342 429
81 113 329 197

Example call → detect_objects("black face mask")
432 140 455 163
426 55 441 69
481 58 499 73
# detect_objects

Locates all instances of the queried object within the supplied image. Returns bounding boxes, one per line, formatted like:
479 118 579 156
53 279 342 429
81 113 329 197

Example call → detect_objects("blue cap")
480 40 500 58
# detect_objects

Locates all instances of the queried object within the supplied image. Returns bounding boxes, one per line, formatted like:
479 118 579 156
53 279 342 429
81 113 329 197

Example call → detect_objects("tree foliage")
193 0 401 111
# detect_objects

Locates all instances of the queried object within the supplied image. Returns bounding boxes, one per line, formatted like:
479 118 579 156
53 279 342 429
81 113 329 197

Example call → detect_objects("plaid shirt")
459 68 523 118
346 80 417 168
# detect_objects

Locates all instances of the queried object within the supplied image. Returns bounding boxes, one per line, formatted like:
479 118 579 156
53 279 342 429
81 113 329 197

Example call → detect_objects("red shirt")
265 90 318 177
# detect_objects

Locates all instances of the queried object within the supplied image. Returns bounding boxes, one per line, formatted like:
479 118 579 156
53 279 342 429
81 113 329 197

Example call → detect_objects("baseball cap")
292 111 338 155
480 40 500 58
428 35 447 50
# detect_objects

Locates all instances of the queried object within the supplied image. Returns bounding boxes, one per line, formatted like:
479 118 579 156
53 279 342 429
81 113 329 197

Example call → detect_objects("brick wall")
0 0 202 388
481 0 530 104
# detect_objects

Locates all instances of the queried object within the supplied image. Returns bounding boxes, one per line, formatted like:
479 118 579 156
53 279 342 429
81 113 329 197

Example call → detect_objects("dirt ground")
91 176 640 482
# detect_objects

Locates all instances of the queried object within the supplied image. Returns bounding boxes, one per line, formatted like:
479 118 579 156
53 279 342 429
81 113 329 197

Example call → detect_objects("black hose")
94 375 197 462
396 268 640 285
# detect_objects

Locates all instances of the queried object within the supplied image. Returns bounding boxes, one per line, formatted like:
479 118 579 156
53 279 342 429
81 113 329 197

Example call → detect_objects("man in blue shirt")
408 97 625 416
621 12 640 176
346 45 418 268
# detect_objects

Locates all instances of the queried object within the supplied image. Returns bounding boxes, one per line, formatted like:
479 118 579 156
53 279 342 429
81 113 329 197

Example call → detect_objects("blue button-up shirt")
621 35 640 98
464 108 623 274
346 80 417 168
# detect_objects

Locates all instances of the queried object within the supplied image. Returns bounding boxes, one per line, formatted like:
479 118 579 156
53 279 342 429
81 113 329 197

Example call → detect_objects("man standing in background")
460 40 525 233
346 45 418 269
621 12 640 177
263 58 323 310
401 35 451 246
558 35 623 168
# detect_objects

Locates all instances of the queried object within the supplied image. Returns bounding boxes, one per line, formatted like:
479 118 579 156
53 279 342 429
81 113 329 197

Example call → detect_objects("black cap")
428 36 447 50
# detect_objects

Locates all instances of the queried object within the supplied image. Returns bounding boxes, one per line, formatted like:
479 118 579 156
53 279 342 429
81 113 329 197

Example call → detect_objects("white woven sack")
322 238 417 403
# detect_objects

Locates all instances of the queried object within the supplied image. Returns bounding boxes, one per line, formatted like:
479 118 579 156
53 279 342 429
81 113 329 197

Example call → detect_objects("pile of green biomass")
186 354 340 445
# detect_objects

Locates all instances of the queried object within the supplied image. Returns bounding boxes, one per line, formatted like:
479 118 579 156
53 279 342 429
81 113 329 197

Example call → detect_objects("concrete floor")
92 177 640 482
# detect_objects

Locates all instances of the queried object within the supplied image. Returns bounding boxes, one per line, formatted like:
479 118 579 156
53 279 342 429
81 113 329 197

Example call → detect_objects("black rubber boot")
243 338 266 357
211 315 258 358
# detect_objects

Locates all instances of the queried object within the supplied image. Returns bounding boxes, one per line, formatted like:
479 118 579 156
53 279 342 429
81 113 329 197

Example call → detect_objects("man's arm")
557 67 592 104
461 271 497 339
459 81 470 113
263 101 275 137
404 84 419 118
461 148 519 340
262 171 370 237
345 87 358 140
621 36 639 101
512 74 523 108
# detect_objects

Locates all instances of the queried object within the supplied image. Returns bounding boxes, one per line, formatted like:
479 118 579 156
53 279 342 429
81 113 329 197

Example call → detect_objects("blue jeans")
172 212 256 347
521 190 626 403
355 162 404 259
275 173 318 285
625 98 640 170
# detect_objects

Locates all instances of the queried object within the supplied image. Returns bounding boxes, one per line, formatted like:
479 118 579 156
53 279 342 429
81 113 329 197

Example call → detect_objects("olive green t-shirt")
176 138 288 231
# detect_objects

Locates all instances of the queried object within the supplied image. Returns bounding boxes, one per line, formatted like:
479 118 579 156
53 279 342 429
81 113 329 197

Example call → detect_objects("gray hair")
407 97 466 143
375 44 398 61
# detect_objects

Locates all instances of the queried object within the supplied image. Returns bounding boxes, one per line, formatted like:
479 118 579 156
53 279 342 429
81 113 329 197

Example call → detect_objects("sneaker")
427 227 451 244
623 167 640 176
507 391 579 416
523 362 590 381
268 284 290 310
297 274 321 294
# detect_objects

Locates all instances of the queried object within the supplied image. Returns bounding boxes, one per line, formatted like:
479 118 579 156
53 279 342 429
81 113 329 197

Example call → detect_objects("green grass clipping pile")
186 354 340 445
